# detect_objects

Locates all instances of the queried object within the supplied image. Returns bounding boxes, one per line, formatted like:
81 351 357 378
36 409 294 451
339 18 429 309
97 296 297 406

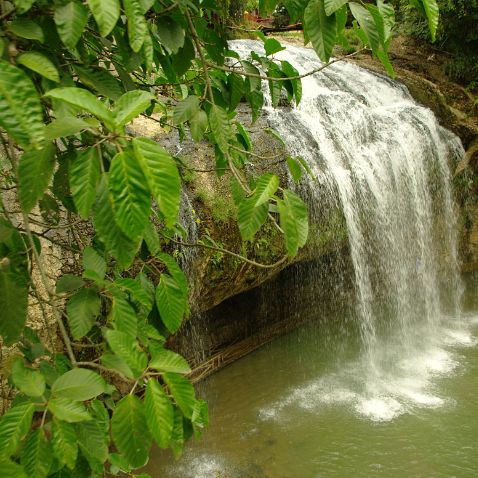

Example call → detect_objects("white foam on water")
165 455 227 478
355 397 404 422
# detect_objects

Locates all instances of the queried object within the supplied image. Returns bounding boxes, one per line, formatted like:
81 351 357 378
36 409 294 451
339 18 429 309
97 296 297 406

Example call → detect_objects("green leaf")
18 143 55 213
228 73 244 111
76 421 108 465
132 137 180 228
93 177 141 269
105 330 148 378
281 60 302 104
12 358 45 397
163 373 195 419
123 0 148 52
377 0 395 43
304 0 337 62
48 398 92 423
56 274 85 294
173 95 200 125
8 19 44 42
241 60 261 92
44 88 114 128
17 52 59 82
277 189 309 256
259 0 279 16
349 2 380 53
0 402 34 458
82 247 106 282
0 61 45 148
149 348 191 374
14 0 36 14
100 353 135 379
66 288 101 339
114 277 154 311
88 0 120 36
324 0 347 16
112 293 137 337
253 173 280 207
155 274 185 333
111 395 152 468
109 150 151 241
169 408 184 458
264 38 285 56
74 65 124 101
189 109 208 142
209 104 233 154
54 2 89 49
144 380 174 448
51 418 78 469
156 253 188 299
0 271 27 345
237 199 269 241
192 399 209 430
70 147 101 219
113 90 154 127
156 16 185 54
21 428 52 478
45 117 98 140
235 122 252 151
287 157 303 182
52 368 107 401
422 0 439 42
0 459 28 478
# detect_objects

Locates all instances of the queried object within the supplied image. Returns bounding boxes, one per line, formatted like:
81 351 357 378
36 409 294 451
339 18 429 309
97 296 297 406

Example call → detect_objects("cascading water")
231 40 466 420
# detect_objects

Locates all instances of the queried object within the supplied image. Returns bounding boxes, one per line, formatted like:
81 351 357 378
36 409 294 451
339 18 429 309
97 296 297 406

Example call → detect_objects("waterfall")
232 41 466 420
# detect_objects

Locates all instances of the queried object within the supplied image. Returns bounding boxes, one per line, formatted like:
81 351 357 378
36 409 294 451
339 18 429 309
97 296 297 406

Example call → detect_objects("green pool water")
147 279 478 478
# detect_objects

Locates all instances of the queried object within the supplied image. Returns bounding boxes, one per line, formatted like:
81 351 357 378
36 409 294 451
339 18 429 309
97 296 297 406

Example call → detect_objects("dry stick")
207 48 367 82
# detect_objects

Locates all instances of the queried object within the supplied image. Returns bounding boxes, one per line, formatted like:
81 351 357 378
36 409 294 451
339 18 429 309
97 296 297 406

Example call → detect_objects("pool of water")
147 278 478 478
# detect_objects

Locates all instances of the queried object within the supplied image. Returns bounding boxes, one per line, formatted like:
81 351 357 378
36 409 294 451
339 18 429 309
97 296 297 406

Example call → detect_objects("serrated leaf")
82 246 106 282
51 419 78 469
105 330 147 378
17 52 59 82
156 16 185 54
44 88 114 128
45 117 98 140
112 395 152 468
155 274 185 333
112 293 137 337
349 2 380 53
277 189 309 256
281 60 302 105
18 143 55 213
265 127 285 146
70 147 101 219
144 380 174 448
287 157 303 182
149 348 191 374
422 0 439 42
324 0 347 16
132 137 180 228
52 368 107 401
100 353 135 379
237 198 269 241
209 104 233 154
235 122 252 151
163 373 195 419
76 421 108 464
253 173 280 207
228 73 244 111
0 402 34 458
189 109 208 142
169 408 184 458
66 288 101 339
21 429 52 478
304 0 337 62
264 38 285 56
377 0 395 43
48 398 92 423
56 275 84 295
0 271 27 345
74 65 124 101
241 60 261 92
114 277 153 311
8 19 44 42
192 399 209 429
11 358 45 397
109 150 150 240
156 253 188 299
14 0 36 14
54 2 88 49
93 177 141 269
0 459 28 477
88 0 120 37
0 61 45 148
124 0 148 52
173 95 200 125
114 90 153 127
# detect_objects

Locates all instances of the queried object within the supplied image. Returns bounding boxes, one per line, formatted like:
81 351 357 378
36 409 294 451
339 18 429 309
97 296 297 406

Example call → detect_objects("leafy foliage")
0 1 436 476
